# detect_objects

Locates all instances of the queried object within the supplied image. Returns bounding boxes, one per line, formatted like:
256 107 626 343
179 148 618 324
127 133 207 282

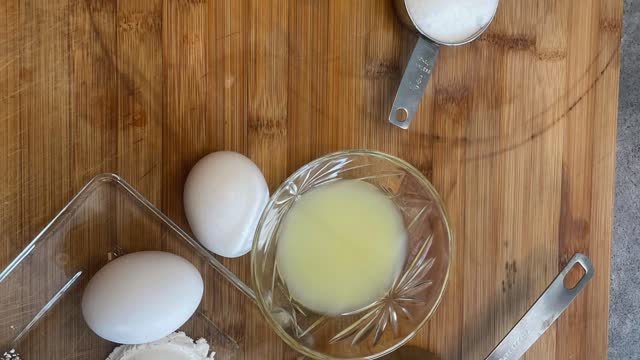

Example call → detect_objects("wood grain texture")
0 0 622 359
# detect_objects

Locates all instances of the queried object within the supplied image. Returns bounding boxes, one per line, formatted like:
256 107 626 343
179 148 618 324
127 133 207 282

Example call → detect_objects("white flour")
106 332 215 360
2 349 21 360
405 0 499 43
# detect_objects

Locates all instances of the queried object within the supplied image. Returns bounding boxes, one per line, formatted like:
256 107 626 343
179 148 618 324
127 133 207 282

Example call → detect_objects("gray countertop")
610 0 640 358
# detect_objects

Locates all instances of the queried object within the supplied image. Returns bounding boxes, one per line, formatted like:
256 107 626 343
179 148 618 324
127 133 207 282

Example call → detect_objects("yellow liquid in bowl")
276 180 408 315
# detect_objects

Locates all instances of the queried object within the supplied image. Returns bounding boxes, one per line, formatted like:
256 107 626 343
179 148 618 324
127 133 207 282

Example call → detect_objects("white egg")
81 251 204 344
184 151 269 258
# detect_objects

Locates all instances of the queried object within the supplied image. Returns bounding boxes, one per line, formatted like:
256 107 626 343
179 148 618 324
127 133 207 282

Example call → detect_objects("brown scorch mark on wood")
480 33 536 51
118 11 162 33
536 49 568 61
364 59 400 79
600 18 622 32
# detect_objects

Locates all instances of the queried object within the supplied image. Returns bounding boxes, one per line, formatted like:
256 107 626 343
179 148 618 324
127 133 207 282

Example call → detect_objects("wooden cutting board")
0 0 622 359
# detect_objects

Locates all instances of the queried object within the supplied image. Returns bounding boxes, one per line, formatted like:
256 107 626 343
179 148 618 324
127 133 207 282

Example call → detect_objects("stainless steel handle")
389 37 439 129
485 253 594 360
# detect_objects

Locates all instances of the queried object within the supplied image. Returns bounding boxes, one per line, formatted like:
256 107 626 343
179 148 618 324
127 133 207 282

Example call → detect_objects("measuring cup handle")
389 37 439 129
485 253 595 360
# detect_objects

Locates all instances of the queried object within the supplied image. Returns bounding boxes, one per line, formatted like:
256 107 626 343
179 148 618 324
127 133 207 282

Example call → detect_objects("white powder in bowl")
106 332 215 360
405 0 499 44
2 349 21 360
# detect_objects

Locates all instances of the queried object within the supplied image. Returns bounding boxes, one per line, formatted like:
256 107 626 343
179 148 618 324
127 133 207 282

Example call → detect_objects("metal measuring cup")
389 0 499 129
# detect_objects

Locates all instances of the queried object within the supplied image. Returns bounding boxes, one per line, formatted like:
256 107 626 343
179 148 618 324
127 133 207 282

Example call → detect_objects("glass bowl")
251 150 453 359
0 174 247 359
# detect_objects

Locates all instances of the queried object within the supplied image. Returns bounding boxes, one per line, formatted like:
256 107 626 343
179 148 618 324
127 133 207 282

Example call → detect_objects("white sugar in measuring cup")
389 0 499 129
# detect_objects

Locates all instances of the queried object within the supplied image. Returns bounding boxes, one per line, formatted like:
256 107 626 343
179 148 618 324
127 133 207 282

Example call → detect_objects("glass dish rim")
250 149 454 360
0 173 257 301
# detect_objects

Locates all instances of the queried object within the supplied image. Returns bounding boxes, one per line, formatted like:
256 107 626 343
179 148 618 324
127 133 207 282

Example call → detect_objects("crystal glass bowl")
251 150 453 359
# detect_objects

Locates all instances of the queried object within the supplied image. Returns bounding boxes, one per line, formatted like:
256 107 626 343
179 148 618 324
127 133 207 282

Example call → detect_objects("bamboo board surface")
0 0 622 358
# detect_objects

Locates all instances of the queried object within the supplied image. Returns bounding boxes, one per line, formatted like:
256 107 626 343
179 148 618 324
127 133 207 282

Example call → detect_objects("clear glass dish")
252 150 453 359
0 173 252 360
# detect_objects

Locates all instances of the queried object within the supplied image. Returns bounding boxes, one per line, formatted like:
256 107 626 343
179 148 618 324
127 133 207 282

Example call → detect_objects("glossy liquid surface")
276 180 408 315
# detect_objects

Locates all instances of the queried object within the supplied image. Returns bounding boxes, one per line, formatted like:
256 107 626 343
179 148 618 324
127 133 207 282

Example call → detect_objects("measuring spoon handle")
389 37 439 129
485 253 594 360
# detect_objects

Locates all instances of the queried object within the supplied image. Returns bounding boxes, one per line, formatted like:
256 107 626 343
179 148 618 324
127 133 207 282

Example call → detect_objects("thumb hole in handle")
560 253 594 293
394 108 409 123
563 262 586 289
